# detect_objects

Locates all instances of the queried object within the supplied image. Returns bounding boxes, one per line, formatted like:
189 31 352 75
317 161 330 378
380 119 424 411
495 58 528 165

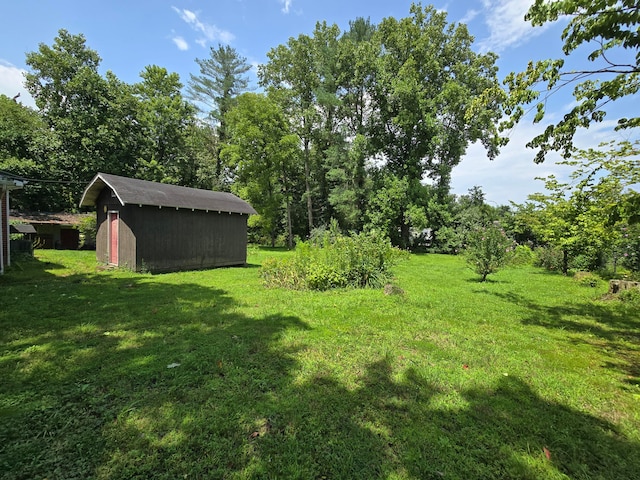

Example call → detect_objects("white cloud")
280 0 292 14
477 0 552 53
172 36 189 51
460 9 480 24
436 3 449 14
0 60 36 108
172 7 235 45
451 118 627 205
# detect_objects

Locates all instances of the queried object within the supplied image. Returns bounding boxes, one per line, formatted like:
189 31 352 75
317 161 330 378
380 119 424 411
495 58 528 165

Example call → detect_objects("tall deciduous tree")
369 4 503 246
502 0 640 163
134 65 195 185
328 18 378 231
0 95 61 210
187 44 251 185
222 93 300 247
257 6 503 245
24 29 142 207
260 28 324 234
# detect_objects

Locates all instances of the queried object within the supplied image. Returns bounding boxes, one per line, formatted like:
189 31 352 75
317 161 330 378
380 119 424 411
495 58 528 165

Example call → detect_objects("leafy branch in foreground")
501 0 639 163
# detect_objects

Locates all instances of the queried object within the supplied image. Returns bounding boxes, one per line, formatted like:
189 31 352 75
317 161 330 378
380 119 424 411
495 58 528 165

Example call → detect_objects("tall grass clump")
261 226 407 290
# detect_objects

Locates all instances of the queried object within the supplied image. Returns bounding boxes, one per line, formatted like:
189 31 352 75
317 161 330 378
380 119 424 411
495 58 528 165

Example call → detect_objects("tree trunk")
400 219 410 250
280 163 294 249
286 199 293 249
562 248 569 275
303 136 314 234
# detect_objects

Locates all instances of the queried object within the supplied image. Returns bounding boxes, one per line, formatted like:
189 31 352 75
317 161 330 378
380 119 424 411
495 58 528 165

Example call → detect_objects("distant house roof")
10 212 91 225
0 175 24 190
79 173 257 215
10 223 37 234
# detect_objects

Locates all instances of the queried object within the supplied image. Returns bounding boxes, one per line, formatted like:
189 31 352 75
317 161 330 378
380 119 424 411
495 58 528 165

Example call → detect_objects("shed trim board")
108 211 119 266
80 173 256 273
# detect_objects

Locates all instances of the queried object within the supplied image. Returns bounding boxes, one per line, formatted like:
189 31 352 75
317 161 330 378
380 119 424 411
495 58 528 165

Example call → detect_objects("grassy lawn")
1 248 639 479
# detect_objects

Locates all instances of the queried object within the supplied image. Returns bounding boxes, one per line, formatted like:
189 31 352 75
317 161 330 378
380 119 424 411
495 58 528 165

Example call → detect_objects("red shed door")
109 212 119 265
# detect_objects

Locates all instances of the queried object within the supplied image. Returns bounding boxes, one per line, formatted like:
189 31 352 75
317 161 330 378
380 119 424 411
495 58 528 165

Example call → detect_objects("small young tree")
465 223 514 281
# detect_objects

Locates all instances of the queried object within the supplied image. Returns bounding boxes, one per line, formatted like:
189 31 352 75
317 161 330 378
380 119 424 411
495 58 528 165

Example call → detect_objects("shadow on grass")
465 277 508 284
2 255 640 479
477 289 640 390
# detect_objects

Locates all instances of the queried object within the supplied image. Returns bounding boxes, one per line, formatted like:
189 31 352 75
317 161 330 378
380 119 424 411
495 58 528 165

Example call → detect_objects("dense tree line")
236 5 504 248
1 1 638 273
0 5 503 251
1 30 221 211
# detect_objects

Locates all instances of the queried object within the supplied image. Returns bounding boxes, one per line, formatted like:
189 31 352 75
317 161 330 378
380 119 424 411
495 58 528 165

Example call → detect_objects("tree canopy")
2 7 509 250
1 29 217 212
187 45 252 186
260 4 504 246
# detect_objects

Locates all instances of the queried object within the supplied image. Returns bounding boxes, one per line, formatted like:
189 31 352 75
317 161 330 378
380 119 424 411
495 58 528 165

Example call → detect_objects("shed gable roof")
80 173 257 215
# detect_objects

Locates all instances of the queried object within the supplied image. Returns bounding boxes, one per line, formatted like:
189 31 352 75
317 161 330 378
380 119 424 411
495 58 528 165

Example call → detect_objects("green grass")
1 249 639 479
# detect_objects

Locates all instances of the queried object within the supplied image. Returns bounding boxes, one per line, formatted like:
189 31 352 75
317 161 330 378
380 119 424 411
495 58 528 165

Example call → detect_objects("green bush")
570 252 603 272
305 263 348 290
78 216 97 248
260 257 305 289
573 271 600 287
618 287 640 305
465 223 515 281
619 224 640 274
261 229 407 290
510 244 535 266
534 246 565 271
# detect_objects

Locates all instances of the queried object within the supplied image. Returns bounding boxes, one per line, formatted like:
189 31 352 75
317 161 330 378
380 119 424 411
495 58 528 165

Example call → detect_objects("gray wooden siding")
95 187 248 273
129 206 247 273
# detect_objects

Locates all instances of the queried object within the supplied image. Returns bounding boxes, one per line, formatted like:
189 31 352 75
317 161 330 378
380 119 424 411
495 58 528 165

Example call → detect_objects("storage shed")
79 173 257 273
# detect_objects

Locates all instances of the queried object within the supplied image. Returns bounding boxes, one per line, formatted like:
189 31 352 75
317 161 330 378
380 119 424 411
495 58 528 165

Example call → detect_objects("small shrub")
432 225 463 254
78 216 97 249
619 224 640 274
510 244 535 266
618 287 640 305
465 223 515 281
573 271 600 287
535 246 564 271
260 257 305 289
261 229 406 290
305 263 348 290
625 271 640 281
570 253 603 272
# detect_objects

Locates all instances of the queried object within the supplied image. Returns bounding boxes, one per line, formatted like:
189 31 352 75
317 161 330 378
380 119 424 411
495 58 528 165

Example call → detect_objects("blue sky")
0 0 635 205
